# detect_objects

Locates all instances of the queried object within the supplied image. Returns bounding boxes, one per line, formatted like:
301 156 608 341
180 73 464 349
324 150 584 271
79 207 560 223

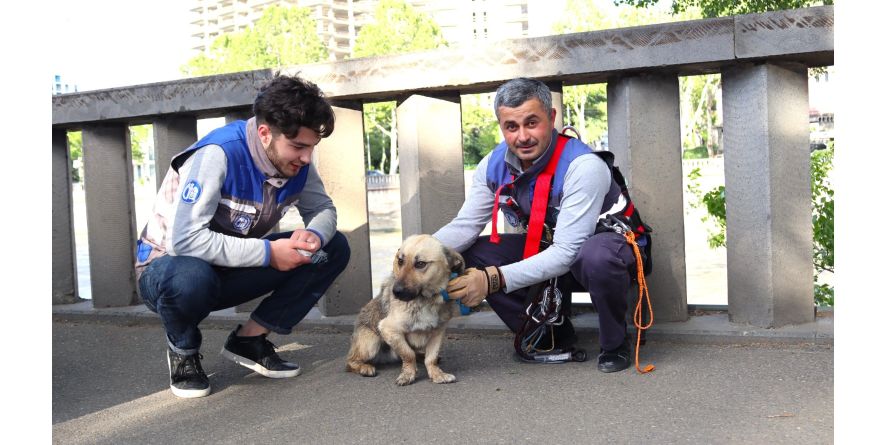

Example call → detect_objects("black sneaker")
597 340 632 373
167 348 211 398
221 325 301 378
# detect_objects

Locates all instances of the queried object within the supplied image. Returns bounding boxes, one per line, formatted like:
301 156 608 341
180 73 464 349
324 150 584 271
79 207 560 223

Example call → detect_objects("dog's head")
390 234 465 302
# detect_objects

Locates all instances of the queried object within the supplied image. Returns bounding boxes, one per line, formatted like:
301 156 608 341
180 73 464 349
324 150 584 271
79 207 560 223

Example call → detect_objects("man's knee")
158 256 220 302
324 231 351 269
571 233 635 287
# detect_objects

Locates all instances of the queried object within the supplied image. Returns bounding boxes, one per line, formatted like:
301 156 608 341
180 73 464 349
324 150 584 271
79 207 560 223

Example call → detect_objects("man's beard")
265 143 299 178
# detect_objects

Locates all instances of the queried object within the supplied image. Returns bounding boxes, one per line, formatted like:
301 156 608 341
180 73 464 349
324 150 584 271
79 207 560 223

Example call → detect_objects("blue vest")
171 120 310 238
485 135 621 230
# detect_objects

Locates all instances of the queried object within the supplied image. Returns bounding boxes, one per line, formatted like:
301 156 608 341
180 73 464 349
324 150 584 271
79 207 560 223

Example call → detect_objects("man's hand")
290 229 321 255
446 266 502 307
268 230 321 271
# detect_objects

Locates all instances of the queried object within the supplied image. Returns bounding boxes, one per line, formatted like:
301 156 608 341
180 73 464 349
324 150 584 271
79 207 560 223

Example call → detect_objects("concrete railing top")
52 5 832 127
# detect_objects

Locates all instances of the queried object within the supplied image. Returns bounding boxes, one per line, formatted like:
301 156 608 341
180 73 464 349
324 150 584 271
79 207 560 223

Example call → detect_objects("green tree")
554 0 701 147
613 0 832 17
630 0 836 306
130 125 149 164
562 84 608 147
352 0 447 58
685 145 835 306
461 94 500 166
352 0 447 174
680 74 721 156
68 131 82 183
181 5 327 76
66 128 147 183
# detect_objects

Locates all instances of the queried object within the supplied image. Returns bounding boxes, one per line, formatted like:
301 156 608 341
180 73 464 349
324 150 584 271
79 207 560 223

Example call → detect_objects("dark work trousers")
460 232 636 352
139 231 351 355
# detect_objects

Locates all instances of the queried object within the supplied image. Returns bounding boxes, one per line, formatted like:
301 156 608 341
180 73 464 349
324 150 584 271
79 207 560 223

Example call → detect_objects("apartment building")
190 0 538 61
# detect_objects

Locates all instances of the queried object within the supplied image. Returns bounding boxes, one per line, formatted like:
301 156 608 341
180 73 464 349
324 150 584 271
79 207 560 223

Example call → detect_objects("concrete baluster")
81 125 140 307
397 94 466 238
722 62 813 327
52 128 81 304
152 115 198 190
314 102 373 316
608 74 688 323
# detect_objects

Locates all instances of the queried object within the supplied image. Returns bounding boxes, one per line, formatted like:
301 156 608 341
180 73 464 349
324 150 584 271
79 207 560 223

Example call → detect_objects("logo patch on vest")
181 180 202 204
233 215 252 231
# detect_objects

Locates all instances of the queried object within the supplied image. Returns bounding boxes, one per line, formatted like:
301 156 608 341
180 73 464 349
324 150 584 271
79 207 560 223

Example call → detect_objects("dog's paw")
431 372 457 384
395 372 416 386
346 362 378 377
356 364 377 377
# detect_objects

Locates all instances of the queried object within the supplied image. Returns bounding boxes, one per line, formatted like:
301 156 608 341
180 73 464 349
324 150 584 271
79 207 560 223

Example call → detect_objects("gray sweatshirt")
433 135 611 292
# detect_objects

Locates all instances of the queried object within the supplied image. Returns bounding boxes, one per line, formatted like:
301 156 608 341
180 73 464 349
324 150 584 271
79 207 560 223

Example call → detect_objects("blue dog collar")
441 272 471 315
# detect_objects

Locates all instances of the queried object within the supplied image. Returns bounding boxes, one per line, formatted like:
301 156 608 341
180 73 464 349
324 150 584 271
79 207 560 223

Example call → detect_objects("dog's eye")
415 261 427 269
397 256 404 266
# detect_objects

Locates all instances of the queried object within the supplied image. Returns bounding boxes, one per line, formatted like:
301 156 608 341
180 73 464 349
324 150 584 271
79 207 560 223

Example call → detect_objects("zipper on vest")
254 182 278 234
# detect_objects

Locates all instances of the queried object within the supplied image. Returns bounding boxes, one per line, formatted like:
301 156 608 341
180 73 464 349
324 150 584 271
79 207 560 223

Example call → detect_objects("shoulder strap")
523 135 570 258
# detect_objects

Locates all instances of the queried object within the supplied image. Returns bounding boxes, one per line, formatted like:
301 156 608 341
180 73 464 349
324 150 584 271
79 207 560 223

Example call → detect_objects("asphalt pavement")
52 319 833 445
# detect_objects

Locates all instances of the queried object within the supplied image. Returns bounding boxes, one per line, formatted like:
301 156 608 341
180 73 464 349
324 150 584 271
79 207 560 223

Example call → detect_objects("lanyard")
490 135 569 259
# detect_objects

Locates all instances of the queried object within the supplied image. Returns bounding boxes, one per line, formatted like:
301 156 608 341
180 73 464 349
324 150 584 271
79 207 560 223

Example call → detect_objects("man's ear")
444 246 465 275
257 123 273 148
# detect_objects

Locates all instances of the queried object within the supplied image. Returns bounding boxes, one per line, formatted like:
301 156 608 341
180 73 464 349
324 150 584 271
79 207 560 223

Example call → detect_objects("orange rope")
625 231 655 374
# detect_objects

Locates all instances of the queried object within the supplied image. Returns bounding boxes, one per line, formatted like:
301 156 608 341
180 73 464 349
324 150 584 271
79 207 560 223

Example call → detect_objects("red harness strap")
523 135 569 258
489 135 570 258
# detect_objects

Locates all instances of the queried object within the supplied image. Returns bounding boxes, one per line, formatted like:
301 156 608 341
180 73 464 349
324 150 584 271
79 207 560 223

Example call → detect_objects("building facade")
190 0 541 61
53 74 79 96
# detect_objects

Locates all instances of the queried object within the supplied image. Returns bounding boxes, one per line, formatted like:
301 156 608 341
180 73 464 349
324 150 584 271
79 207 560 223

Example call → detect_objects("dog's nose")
392 283 416 301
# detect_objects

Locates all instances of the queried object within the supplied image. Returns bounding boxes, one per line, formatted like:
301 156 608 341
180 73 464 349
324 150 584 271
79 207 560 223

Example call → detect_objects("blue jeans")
139 231 351 355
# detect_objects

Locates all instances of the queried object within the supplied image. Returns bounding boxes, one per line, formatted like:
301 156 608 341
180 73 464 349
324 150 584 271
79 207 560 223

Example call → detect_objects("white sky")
45 0 587 93
49 0 194 92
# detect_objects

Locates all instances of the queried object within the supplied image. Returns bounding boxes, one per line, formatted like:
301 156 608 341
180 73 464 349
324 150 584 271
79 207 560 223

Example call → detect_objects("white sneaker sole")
167 354 211 398
221 348 301 378
170 385 211 398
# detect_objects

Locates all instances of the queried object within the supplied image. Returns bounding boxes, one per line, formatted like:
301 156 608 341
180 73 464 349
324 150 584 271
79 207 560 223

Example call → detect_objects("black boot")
597 339 632 373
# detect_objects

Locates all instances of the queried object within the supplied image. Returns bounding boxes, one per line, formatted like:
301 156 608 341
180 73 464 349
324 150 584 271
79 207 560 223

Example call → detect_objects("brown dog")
346 234 465 386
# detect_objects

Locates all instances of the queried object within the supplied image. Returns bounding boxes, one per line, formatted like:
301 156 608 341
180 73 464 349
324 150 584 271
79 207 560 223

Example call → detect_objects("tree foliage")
613 0 832 18
461 94 501 166
553 1 701 148
181 5 327 76
68 131 82 183
352 0 446 59
352 0 447 174
67 128 148 183
685 145 835 306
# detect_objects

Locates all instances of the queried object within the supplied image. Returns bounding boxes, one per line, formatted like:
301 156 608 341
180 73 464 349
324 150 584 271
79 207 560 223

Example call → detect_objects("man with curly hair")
135 74 350 398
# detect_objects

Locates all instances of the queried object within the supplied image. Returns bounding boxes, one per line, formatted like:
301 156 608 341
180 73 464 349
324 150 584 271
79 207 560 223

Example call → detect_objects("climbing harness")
514 276 588 363
505 127 656 371
507 134 587 363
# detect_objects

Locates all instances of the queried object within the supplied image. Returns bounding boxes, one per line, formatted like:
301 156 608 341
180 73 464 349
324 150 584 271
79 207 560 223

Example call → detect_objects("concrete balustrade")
51 6 833 328
81 125 140 307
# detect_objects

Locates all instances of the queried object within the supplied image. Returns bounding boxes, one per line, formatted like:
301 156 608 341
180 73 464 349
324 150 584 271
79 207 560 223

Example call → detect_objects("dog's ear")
443 246 465 275
392 249 401 273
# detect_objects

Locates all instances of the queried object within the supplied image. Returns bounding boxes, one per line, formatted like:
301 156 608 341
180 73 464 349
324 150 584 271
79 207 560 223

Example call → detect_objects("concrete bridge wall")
51 6 833 328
